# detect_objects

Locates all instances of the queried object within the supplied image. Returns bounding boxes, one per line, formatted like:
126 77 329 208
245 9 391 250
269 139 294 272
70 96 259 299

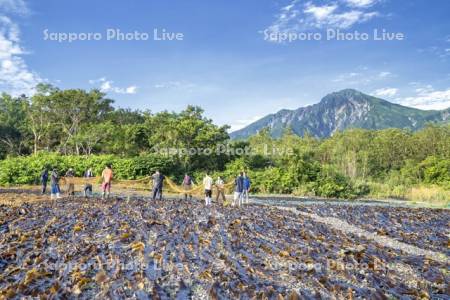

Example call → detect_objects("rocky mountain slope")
230 89 450 139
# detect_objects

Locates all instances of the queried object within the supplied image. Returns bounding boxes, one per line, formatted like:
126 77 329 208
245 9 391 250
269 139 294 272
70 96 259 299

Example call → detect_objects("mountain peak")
334 88 363 96
319 89 369 107
325 88 368 99
230 89 450 139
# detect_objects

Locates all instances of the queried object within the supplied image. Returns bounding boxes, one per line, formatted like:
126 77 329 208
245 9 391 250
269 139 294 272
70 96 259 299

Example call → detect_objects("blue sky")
1 0 449 130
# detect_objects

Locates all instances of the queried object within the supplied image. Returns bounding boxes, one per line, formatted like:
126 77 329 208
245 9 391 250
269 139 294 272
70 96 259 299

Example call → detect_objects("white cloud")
263 1 302 38
418 42 450 60
332 69 393 85
332 71 361 82
377 71 392 78
153 81 195 90
414 84 434 94
229 115 263 132
344 0 379 8
304 3 338 21
89 77 137 95
0 0 29 15
304 2 378 29
264 0 382 39
0 14 42 96
125 86 137 94
373 87 398 98
328 11 378 29
398 86 450 110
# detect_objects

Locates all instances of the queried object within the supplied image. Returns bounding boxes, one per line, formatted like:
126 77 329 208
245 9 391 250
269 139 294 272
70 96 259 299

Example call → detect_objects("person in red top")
101 164 113 199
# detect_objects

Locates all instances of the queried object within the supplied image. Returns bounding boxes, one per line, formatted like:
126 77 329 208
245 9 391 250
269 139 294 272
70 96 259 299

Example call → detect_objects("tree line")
1 85 449 198
0 84 230 171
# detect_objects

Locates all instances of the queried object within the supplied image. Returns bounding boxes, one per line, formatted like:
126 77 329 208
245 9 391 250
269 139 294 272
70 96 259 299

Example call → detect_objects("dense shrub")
0 152 178 185
419 156 450 186
217 161 362 199
2 151 447 200
311 165 357 199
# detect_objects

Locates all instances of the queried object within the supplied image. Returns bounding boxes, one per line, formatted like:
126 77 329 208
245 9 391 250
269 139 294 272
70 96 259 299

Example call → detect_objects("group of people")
199 171 251 206
233 171 251 207
40 168 64 200
40 165 113 200
40 165 252 206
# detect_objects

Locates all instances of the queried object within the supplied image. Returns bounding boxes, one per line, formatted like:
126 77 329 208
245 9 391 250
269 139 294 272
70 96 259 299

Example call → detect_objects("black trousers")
42 181 47 194
152 187 163 200
84 184 93 197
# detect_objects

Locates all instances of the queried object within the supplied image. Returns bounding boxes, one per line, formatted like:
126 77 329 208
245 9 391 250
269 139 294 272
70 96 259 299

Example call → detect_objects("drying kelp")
0 191 448 299
296 204 449 256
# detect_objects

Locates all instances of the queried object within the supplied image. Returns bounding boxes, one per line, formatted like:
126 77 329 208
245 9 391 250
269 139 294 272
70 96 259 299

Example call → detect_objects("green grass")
366 182 449 207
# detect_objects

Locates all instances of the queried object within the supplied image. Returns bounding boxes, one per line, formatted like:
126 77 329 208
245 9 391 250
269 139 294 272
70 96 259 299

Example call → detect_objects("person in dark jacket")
243 172 251 204
50 169 61 200
151 170 165 200
233 172 244 207
41 168 49 194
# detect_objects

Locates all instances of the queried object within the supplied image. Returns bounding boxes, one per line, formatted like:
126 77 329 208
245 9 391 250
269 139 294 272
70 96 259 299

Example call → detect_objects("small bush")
420 156 450 186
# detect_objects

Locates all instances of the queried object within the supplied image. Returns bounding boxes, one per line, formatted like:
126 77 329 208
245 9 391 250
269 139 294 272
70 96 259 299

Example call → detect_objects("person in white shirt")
203 172 214 206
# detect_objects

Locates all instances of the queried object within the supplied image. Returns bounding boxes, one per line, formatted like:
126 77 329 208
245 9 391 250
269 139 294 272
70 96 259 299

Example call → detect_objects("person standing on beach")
41 168 49 194
83 168 94 198
50 169 61 200
233 172 244 207
65 168 75 197
101 164 113 199
151 170 165 200
182 173 194 201
243 172 251 204
215 176 226 204
203 172 213 206
85 168 94 178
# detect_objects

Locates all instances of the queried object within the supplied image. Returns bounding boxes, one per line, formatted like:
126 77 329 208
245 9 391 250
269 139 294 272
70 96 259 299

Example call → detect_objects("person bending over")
83 168 94 198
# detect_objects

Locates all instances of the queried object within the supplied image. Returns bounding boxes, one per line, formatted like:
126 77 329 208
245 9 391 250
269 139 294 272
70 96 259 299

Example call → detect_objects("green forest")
1 84 449 202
